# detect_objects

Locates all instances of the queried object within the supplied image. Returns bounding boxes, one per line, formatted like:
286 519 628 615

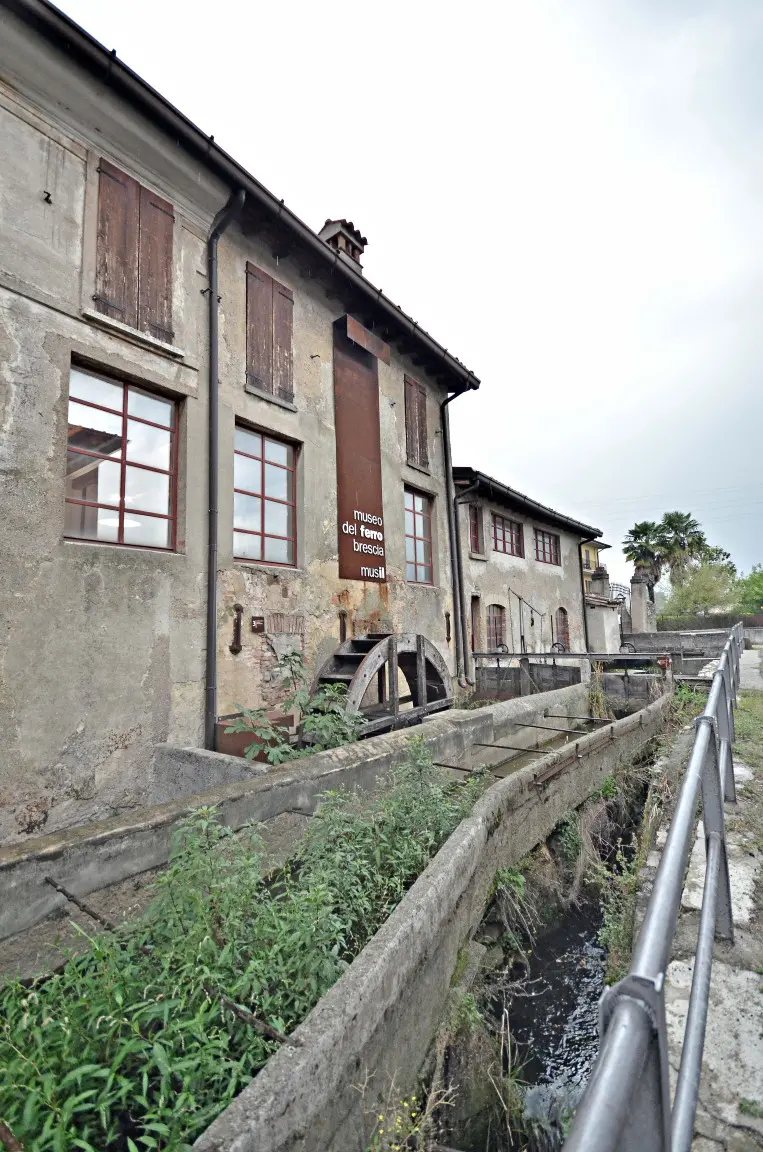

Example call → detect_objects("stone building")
0 1 480 842
452 468 603 663
584 564 625 653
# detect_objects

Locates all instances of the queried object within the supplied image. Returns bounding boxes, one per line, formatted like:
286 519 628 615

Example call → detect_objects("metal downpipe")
204 189 246 751
440 395 471 688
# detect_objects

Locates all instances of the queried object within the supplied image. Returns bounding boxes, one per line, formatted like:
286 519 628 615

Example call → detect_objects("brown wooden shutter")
246 262 274 395
404 376 417 463
415 381 428 468
95 158 139 328
138 186 175 343
273 283 294 402
404 375 428 467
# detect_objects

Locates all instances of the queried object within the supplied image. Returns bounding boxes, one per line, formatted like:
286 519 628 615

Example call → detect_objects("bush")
0 742 486 1151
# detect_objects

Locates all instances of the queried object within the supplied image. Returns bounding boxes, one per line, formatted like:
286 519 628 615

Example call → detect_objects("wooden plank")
95 157 139 328
246 262 273 394
389 634 399 717
273 282 294 402
416 633 427 707
138 184 174 343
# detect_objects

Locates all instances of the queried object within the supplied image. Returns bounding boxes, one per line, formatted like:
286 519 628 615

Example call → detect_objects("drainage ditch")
429 744 657 1152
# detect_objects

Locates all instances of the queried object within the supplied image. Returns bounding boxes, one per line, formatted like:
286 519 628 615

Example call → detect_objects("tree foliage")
662 563 736 617
735 565 763 615
622 511 735 601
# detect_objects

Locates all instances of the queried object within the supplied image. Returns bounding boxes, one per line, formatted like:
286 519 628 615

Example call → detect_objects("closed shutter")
138 186 175 343
404 376 428 467
404 376 417 463
246 263 274 394
95 158 139 328
273 283 294 402
415 381 428 468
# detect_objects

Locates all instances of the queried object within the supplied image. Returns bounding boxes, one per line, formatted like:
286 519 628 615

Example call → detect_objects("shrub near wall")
657 613 761 632
0 743 487 1152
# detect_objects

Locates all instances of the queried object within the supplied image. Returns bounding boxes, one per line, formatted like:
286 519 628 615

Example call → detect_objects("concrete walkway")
663 651 763 1151
740 647 763 691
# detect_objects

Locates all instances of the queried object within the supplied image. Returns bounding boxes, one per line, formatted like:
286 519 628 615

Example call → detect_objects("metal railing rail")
563 623 743 1152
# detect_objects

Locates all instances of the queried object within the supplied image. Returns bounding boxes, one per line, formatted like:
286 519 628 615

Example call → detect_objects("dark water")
508 903 605 1090
495 903 605 1148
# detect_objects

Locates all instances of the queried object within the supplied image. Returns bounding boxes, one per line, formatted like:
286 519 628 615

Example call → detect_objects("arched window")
554 607 570 651
487 604 506 650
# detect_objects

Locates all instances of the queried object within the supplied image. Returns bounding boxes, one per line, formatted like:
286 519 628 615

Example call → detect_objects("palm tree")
657 511 707 587
622 521 663 602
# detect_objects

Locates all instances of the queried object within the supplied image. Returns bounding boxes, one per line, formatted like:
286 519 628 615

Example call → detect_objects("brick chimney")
318 219 367 271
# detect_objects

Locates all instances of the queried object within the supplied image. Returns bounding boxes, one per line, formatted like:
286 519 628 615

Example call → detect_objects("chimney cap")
320 218 368 246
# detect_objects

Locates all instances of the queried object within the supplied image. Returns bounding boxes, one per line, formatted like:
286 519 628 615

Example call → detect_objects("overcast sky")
60 0 763 585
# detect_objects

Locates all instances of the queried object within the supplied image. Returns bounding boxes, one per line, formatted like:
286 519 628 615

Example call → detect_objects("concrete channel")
193 692 670 1152
0 675 670 1152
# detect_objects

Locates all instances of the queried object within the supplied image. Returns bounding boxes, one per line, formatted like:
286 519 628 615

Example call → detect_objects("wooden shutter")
404 375 428 467
95 158 139 328
273 282 294 402
404 376 416 463
246 263 274 395
138 186 175 343
415 381 428 468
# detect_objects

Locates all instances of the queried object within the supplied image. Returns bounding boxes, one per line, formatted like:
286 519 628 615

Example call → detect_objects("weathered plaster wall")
0 15 461 842
0 58 214 842
458 500 588 654
213 226 457 716
586 602 622 652
195 694 673 1152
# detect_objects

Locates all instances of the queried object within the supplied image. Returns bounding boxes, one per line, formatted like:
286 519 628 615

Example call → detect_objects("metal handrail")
563 623 744 1152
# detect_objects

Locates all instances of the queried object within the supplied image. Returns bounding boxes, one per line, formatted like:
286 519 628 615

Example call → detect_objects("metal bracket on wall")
229 603 244 654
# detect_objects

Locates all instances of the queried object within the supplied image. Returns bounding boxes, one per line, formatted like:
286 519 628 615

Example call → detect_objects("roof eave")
12 0 480 395
453 467 602 539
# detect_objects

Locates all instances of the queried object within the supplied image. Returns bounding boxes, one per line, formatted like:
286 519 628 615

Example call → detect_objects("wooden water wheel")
313 632 454 735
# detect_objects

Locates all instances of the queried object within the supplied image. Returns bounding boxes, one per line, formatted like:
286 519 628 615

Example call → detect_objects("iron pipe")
205 189 246 750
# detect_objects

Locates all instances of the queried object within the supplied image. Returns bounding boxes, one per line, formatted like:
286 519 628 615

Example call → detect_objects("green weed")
225 648 364 763
0 742 486 1151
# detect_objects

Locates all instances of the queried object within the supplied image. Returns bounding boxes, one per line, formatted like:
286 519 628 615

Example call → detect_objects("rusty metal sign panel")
334 321 387 582
346 314 391 365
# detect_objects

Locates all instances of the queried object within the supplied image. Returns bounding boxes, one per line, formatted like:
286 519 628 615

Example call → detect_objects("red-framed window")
234 427 296 565
404 487 433 584
492 513 523 557
534 528 561 566
486 604 506 650
65 366 177 550
469 505 483 553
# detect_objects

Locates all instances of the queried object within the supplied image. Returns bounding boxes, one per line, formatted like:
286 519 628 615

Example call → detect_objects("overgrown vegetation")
588 663 615 721
0 740 487 1151
225 648 364 763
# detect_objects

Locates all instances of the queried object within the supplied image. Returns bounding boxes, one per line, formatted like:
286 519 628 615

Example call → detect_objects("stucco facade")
453 469 601 660
0 6 476 842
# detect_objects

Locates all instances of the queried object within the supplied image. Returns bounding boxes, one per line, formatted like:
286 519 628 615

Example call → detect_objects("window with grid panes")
486 604 506 649
534 528 561 565
234 428 296 565
65 366 177 549
404 487 433 583
469 505 483 553
492 513 523 557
